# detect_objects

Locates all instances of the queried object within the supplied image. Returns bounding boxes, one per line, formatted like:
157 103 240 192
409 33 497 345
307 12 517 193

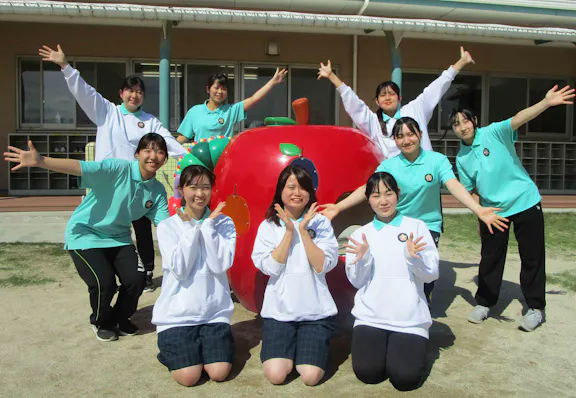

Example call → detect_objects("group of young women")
4 44 574 389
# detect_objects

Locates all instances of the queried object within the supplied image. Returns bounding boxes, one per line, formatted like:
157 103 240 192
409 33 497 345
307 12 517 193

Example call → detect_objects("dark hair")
365 172 400 200
375 81 401 138
447 107 478 130
178 165 216 207
120 75 146 94
207 73 229 91
265 165 317 226
391 116 422 142
135 133 168 155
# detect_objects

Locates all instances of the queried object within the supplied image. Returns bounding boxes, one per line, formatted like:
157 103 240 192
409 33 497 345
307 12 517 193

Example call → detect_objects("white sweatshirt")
346 215 439 338
337 66 458 159
251 214 339 322
152 212 236 332
62 65 186 161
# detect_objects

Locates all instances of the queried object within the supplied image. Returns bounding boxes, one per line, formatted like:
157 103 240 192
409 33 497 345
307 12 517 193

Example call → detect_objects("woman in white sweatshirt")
152 165 236 387
317 46 474 158
251 165 339 386
345 171 439 390
39 44 186 293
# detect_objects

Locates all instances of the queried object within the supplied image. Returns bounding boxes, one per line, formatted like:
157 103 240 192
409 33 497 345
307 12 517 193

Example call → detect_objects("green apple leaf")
280 143 301 156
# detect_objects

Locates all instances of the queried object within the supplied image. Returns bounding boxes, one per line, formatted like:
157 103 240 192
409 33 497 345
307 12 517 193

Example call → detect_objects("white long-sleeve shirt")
251 214 339 322
62 65 185 161
152 212 236 332
337 66 458 159
346 214 439 338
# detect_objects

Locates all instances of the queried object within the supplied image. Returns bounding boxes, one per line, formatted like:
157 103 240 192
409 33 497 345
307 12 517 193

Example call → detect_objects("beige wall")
2 21 576 193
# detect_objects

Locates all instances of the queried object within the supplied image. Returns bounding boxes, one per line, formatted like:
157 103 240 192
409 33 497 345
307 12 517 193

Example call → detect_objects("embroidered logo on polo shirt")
218 117 225 125
137 121 145 129
483 148 490 156
398 233 408 242
425 173 433 183
308 229 316 239
145 200 153 209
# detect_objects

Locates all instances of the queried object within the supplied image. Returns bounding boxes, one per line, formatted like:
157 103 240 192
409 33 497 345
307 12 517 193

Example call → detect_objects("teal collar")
131 160 157 183
180 206 211 222
381 108 402 123
399 148 425 166
372 213 403 230
203 100 223 114
120 103 143 117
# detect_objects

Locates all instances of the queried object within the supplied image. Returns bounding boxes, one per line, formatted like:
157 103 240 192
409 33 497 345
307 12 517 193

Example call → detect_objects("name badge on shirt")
307 229 316 239
145 200 153 209
483 148 490 157
138 121 145 129
425 173 433 183
218 117 225 125
398 233 408 242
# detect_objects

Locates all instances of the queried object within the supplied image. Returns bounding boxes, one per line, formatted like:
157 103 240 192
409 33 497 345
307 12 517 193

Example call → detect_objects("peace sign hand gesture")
4 140 44 171
545 85 575 107
406 233 426 258
344 234 370 264
38 44 68 69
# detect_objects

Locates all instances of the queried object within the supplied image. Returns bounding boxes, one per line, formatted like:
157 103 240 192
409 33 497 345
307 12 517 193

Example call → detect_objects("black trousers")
69 245 145 330
476 203 546 310
132 216 155 273
352 325 427 391
424 231 441 304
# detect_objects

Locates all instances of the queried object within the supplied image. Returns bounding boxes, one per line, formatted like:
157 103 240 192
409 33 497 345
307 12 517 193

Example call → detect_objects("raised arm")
511 85 575 131
39 44 112 126
243 68 287 112
5 141 81 175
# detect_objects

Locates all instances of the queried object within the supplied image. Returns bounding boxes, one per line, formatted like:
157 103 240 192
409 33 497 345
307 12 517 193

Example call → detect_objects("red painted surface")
212 125 385 313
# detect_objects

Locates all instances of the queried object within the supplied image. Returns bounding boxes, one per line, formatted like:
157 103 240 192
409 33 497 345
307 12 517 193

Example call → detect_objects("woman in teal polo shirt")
4 133 170 342
321 117 509 304
448 84 575 332
176 68 287 143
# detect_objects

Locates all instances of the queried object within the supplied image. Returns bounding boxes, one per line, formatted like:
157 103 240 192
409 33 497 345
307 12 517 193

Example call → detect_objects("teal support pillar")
159 21 172 129
385 30 402 92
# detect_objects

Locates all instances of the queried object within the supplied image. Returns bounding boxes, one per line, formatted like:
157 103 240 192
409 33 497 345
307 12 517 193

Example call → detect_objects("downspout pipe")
385 31 402 92
159 20 171 129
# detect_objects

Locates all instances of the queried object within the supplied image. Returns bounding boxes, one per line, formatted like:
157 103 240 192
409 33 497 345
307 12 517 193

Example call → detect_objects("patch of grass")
0 275 56 287
442 213 576 258
547 270 576 292
0 243 74 288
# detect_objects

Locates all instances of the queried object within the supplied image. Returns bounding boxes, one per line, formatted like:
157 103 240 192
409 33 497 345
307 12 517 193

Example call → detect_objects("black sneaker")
143 272 155 293
92 325 118 342
117 319 139 336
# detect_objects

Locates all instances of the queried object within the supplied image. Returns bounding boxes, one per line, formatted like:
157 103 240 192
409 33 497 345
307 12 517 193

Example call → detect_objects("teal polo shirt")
178 100 245 141
65 159 169 250
376 150 456 234
456 118 541 217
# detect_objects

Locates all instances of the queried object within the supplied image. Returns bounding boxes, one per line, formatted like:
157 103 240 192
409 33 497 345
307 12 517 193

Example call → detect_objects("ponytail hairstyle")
375 81 401 138
178 165 216 207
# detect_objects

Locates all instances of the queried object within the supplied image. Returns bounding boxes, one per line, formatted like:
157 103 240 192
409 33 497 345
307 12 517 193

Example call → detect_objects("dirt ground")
1 248 575 398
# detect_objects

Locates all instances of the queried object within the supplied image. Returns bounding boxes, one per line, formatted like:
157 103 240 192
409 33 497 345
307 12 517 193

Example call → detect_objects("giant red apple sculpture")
212 126 384 313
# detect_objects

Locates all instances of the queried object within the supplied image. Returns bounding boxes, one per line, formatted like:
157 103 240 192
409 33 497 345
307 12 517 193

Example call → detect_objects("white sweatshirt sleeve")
200 216 237 275
337 83 381 143
61 65 113 127
403 221 439 283
150 118 187 159
345 229 375 289
251 221 286 277
312 215 339 275
157 219 202 281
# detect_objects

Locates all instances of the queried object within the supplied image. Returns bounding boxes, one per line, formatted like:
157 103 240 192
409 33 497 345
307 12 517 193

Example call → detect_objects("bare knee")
204 362 232 382
263 359 293 385
296 365 325 386
171 366 203 387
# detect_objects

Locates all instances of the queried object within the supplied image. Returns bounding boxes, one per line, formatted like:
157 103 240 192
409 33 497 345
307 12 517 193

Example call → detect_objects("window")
489 77 527 135
19 59 128 129
243 65 289 129
290 67 336 125
133 62 183 131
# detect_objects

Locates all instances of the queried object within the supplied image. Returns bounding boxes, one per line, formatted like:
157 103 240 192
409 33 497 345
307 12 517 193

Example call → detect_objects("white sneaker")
468 305 490 324
519 309 544 332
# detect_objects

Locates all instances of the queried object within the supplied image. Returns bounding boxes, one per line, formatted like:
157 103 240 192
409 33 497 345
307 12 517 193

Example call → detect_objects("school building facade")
1 0 576 196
